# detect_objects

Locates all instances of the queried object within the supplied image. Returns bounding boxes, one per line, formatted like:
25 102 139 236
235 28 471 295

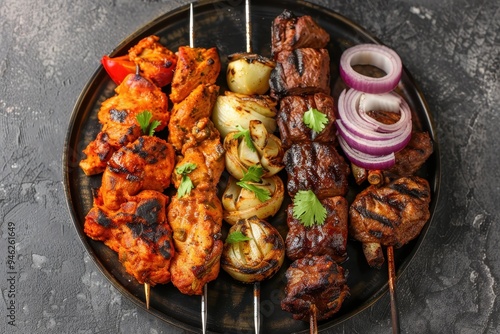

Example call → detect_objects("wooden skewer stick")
309 304 318 334
387 246 401 334
144 283 150 309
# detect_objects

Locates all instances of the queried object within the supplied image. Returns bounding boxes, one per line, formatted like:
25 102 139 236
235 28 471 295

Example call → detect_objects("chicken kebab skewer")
269 10 351 333
166 4 224 333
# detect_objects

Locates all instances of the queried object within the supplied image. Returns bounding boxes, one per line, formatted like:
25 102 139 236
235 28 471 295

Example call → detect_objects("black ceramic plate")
63 0 440 333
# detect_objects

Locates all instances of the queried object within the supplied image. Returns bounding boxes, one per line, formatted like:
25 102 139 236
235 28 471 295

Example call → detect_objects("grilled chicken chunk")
349 176 431 248
277 93 338 149
168 84 220 152
171 118 225 192
80 74 169 175
284 142 350 199
271 9 330 56
286 196 348 263
169 46 221 104
128 35 177 88
270 48 330 99
281 255 349 321
84 190 174 286
99 136 175 210
168 188 223 295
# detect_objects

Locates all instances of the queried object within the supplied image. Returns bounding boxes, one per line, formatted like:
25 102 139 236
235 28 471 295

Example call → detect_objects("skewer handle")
309 304 318 334
202 284 208 334
387 246 401 334
254 282 260 334
144 283 150 310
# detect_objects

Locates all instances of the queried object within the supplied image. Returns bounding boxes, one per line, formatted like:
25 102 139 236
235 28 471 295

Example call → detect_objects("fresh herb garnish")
292 190 327 227
303 108 328 133
236 166 271 202
176 163 197 198
136 110 161 136
233 125 256 152
226 231 253 244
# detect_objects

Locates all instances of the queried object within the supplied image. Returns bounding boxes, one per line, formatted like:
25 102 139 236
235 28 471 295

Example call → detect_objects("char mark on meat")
349 176 431 248
277 93 338 149
284 142 350 199
286 196 348 263
281 255 349 321
270 48 330 99
271 9 330 56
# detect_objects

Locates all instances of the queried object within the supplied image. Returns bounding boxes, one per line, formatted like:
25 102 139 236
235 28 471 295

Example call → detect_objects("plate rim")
62 0 442 332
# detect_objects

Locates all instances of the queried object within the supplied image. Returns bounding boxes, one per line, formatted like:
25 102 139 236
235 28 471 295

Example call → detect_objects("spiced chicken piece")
99 136 175 210
128 35 177 88
168 188 223 295
277 93 338 149
281 255 349 321
80 74 170 175
286 196 348 263
384 131 434 180
270 48 330 99
171 118 225 192
169 46 221 104
84 190 174 286
349 176 431 248
168 84 220 152
284 142 350 199
271 9 330 56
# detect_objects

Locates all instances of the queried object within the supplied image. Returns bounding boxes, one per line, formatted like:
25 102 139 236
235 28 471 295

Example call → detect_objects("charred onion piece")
222 175 284 225
222 216 285 283
227 52 276 95
212 91 277 138
224 119 284 179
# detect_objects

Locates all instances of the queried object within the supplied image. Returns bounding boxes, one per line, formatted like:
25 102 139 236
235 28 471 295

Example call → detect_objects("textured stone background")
0 0 498 333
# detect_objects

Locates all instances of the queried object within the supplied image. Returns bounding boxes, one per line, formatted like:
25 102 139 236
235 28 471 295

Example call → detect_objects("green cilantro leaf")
292 190 327 227
176 163 197 198
303 108 329 133
225 231 253 244
240 165 264 183
233 125 256 152
236 181 271 202
136 110 161 136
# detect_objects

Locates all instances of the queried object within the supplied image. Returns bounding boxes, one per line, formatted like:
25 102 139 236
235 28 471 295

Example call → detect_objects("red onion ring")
338 136 396 170
335 88 412 168
339 44 403 94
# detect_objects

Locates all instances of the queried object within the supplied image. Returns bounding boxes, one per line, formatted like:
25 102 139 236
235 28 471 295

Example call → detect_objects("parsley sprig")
236 166 271 202
176 163 197 198
292 190 327 227
225 231 253 244
303 108 328 133
233 125 256 152
136 110 161 136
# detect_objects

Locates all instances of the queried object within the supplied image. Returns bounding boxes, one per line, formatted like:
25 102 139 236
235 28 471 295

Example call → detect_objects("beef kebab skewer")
270 10 351 334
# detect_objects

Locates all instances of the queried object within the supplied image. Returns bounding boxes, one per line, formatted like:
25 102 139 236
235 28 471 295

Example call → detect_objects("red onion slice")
338 136 396 170
339 44 403 94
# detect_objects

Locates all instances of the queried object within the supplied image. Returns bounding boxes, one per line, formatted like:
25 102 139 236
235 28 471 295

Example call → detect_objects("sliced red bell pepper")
101 55 136 85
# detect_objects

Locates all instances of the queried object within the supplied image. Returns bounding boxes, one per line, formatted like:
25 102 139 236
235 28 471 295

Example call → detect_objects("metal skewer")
188 3 209 333
387 246 401 334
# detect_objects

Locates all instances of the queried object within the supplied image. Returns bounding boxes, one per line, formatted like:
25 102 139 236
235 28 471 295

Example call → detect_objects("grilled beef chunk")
277 93 337 149
284 142 350 199
385 131 434 179
286 196 348 263
270 48 330 99
271 9 330 56
349 176 431 248
281 255 349 321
